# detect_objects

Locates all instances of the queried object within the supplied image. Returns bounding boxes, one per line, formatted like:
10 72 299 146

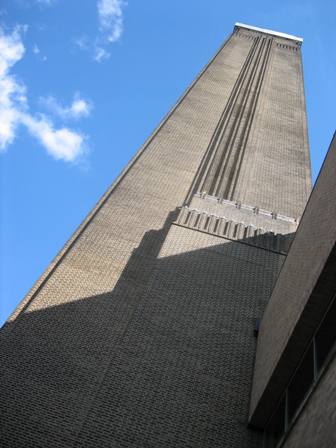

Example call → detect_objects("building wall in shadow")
1 215 286 448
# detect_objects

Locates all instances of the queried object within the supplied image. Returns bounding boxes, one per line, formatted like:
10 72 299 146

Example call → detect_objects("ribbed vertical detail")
198 36 273 201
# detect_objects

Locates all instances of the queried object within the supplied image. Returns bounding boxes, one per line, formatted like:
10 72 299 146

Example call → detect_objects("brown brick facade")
0 24 311 447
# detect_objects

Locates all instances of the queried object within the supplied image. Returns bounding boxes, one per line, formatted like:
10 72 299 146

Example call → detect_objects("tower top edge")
234 22 303 43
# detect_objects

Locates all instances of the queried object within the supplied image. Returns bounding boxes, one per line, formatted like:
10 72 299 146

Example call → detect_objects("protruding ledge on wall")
234 22 303 44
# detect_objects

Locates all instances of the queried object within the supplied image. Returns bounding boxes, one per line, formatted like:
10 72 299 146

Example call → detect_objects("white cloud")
0 106 19 150
76 0 126 62
0 27 87 163
94 46 110 62
20 114 85 162
71 98 91 118
0 78 27 149
40 94 92 120
0 27 25 78
97 0 124 43
0 27 26 149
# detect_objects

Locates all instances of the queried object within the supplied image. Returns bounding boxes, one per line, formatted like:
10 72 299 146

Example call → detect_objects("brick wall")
282 354 336 448
0 25 310 447
250 135 336 427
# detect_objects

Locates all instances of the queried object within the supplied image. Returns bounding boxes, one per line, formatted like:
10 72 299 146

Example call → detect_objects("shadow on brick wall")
0 211 293 448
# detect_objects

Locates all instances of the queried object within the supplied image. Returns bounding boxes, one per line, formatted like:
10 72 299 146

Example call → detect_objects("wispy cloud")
32 43 40 54
35 0 57 5
32 43 47 61
75 0 126 62
94 46 110 62
97 0 124 43
0 27 87 163
40 94 92 120
74 35 89 51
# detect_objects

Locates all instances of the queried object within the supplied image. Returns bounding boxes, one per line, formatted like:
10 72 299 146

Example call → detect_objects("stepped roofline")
235 22 303 44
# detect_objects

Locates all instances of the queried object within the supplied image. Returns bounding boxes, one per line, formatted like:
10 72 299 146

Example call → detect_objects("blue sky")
1 0 335 327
